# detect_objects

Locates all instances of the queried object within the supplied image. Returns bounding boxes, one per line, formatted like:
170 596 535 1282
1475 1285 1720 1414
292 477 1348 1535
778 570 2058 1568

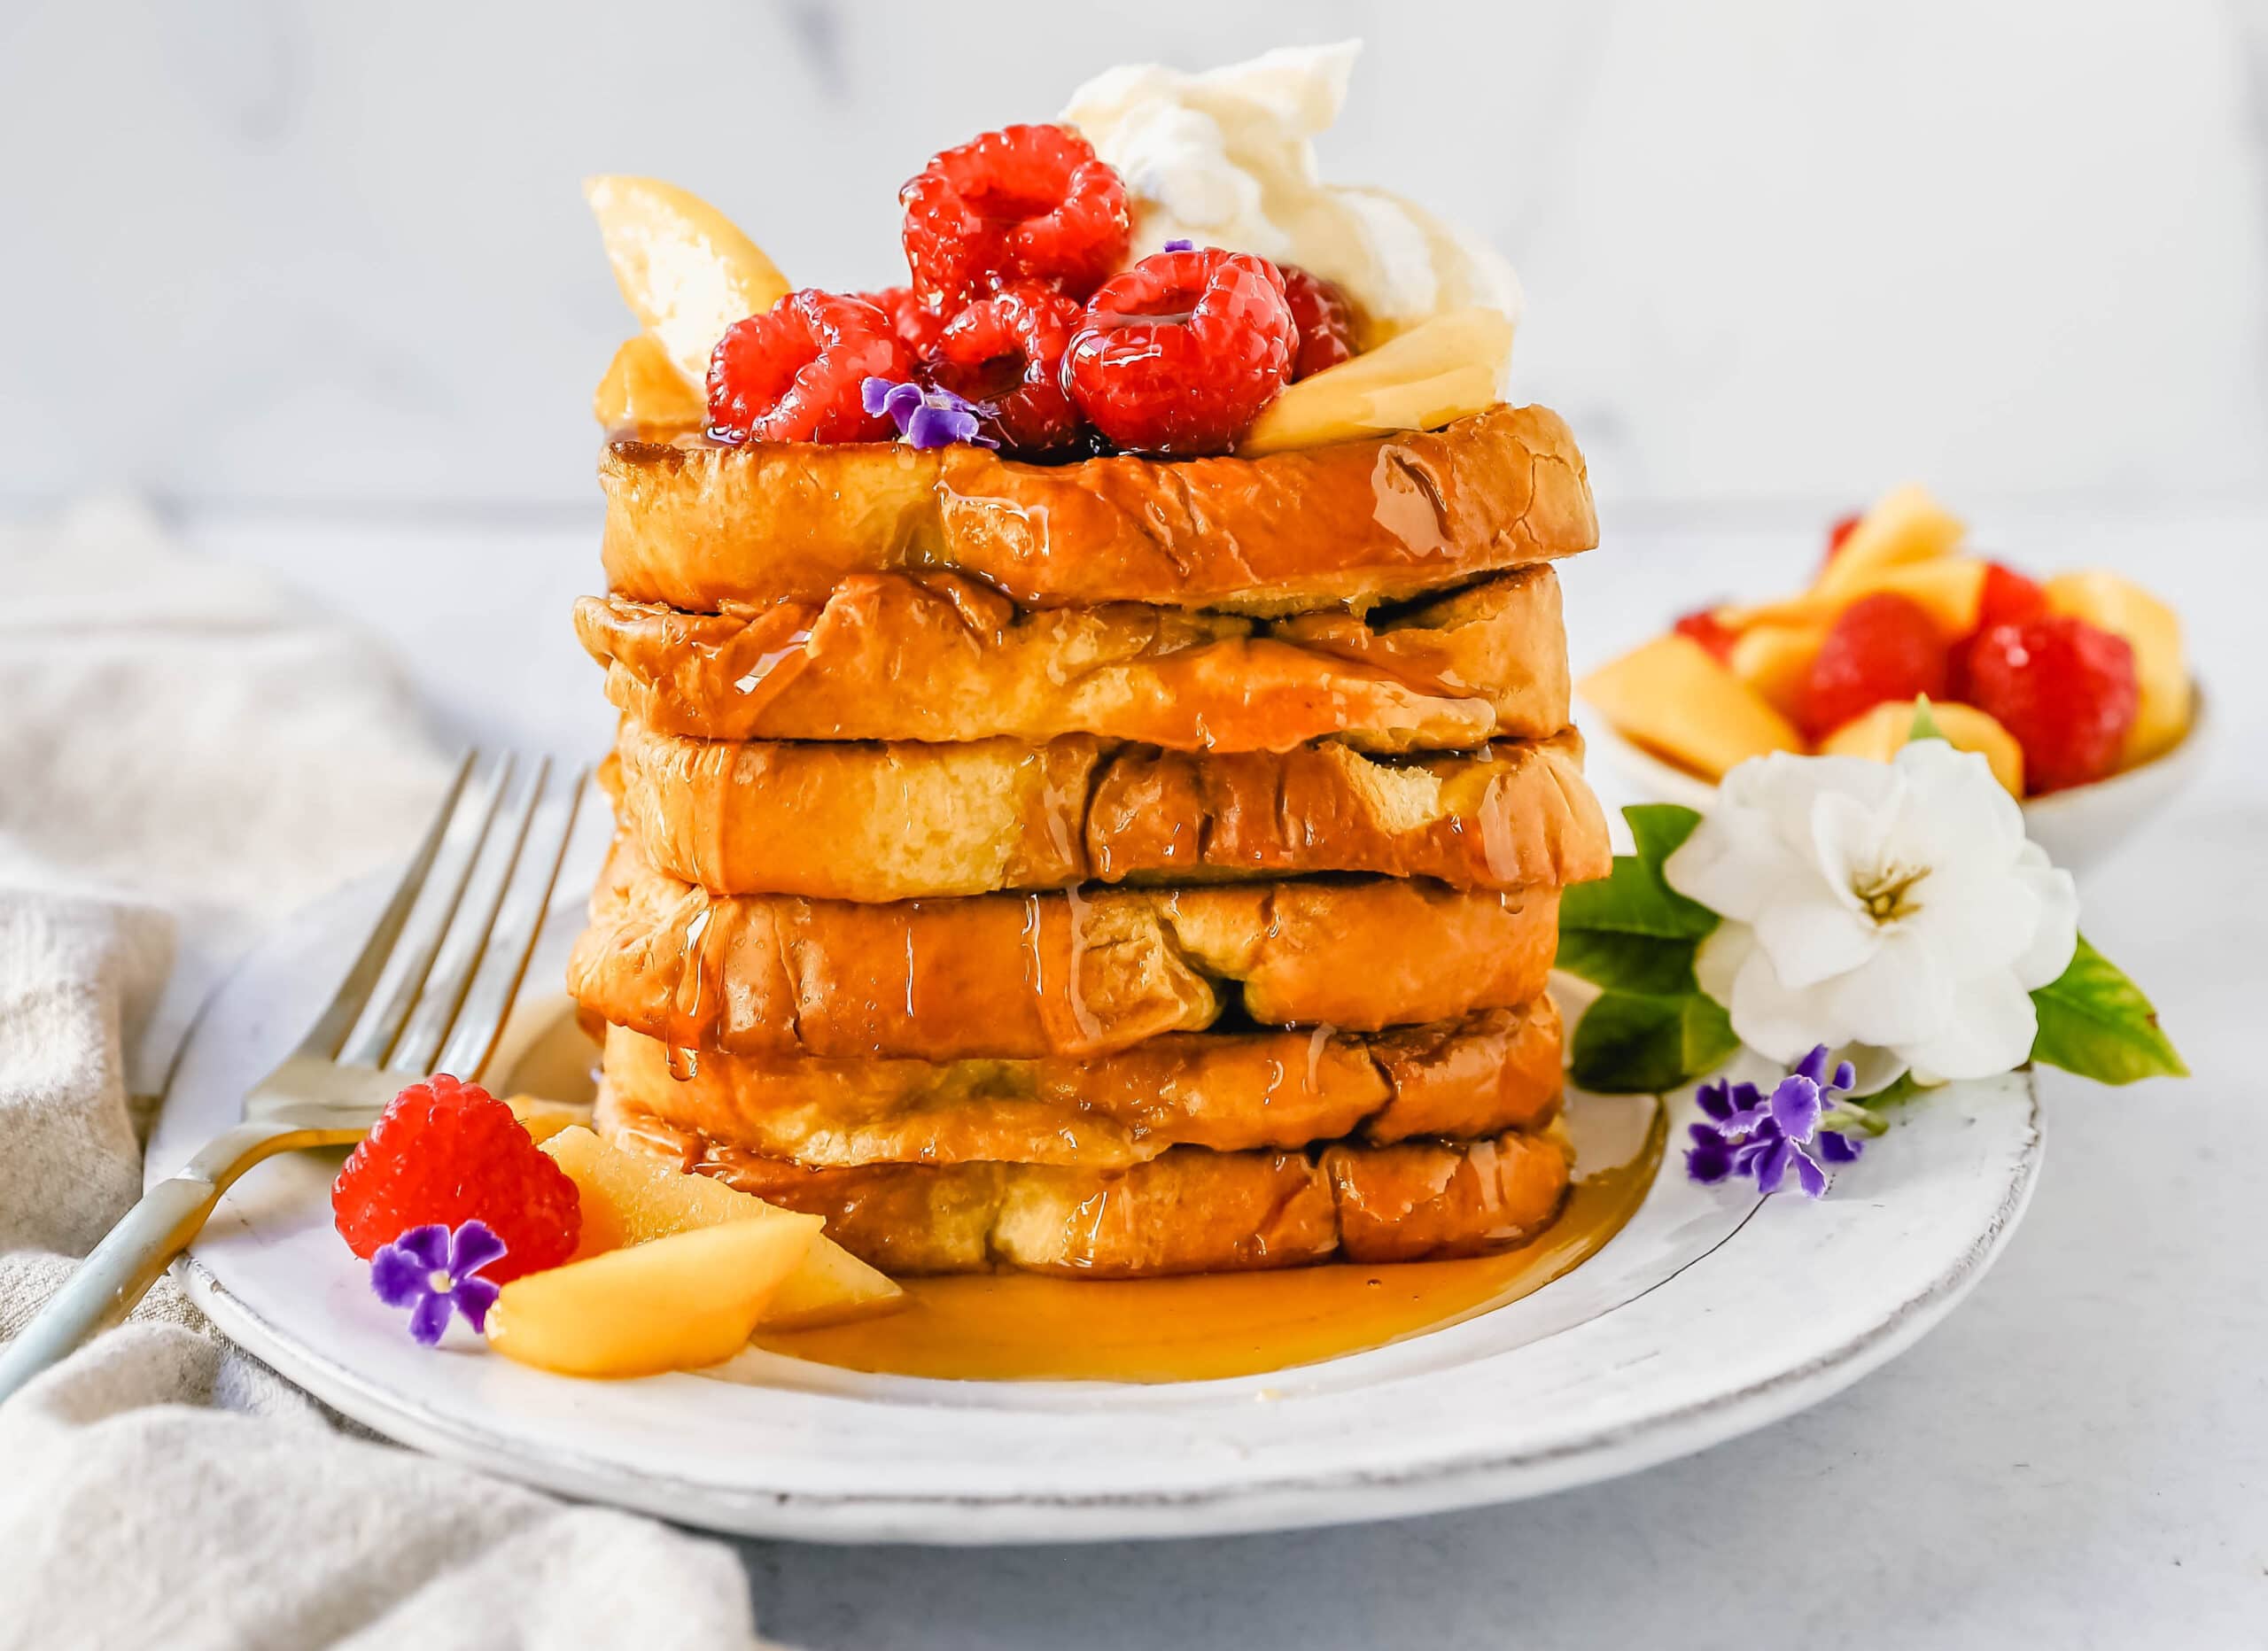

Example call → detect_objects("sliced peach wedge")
585 175 792 391
1239 307 1514 456
540 1126 902 1331
485 1214 821 1379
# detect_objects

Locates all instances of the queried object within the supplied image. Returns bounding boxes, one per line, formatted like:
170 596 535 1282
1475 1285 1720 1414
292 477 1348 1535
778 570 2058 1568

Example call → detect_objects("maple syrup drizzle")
752 1091 1663 1384
500 1011 1666 1385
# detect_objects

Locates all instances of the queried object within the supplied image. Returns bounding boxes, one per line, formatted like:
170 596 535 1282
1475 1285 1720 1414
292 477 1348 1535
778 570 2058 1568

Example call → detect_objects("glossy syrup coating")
603 1089 1573 1278
573 564 1568 751
602 722 1609 902
599 998 1563 1170
597 405 1596 614
567 838 1565 1062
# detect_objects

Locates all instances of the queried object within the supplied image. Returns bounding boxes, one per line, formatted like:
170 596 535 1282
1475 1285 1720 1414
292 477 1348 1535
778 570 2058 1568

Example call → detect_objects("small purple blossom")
1685 1045 1864 1198
1161 237 1196 252
860 376 999 451
369 1221 507 1345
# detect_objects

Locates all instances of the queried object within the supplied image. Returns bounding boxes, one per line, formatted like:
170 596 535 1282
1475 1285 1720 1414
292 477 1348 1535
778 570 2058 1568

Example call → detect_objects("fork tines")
314 751 586 1084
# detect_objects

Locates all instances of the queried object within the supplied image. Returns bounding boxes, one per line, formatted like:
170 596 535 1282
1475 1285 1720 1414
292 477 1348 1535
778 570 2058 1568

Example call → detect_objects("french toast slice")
569 839 1562 1061
601 404 1596 614
599 999 1562 1169
575 563 1567 750
606 722 1611 900
600 1089 1573 1276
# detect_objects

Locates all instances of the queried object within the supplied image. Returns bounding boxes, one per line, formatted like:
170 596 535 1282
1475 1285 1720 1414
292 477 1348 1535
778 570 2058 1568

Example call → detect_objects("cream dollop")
1061 41 1522 349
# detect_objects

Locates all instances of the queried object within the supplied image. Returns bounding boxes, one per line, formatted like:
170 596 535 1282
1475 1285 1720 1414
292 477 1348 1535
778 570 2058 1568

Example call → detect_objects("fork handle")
0 1120 354 1406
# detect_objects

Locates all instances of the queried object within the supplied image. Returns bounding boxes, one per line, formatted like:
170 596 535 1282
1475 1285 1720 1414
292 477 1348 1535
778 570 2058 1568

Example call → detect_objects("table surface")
179 500 2266 1650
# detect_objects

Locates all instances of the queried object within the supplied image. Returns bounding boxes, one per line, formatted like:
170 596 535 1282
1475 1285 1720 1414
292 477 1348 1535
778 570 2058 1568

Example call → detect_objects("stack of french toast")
565 405 1614 1277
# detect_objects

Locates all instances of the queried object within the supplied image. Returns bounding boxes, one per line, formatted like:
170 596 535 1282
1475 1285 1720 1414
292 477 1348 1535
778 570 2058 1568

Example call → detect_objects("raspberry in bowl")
1579 485 2202 871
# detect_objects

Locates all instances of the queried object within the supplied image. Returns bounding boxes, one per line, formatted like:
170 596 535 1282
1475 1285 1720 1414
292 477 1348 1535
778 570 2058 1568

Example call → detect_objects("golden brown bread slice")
601 404 1596 614
605 722 1611 901
600 999 1562 1169
575 562 1567 751
600 1089 1573 1276
568 839 1563 1061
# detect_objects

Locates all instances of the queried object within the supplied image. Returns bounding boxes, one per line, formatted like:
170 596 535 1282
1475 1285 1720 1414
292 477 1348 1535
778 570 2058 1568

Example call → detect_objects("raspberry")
1065 249 1296 454
1821 511 1863 568
1674 607 1738 664
858 285 948 357
1963 616 2138 793
706 290 910 444
1799 593 1949 740
900 123 1130 308
1949 562 2049 699
929 283 1084 453
1278 264 1358 380
332 1075 579 1283
1974 561 2047 632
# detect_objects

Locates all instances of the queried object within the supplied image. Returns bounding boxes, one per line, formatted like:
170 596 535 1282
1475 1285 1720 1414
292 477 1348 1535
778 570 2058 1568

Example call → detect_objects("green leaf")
1865 1071 1931 1109
1554 930 1703 996
1558 804 1719 941
1907 695 1947 743
1570 990 1741 1094
2031 934 2188 1084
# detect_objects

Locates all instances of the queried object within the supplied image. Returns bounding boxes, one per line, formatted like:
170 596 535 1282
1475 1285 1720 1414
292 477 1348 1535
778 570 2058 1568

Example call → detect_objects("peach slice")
1238 307 1514 456
594 336 706 436
503 1095 591 1146
1728 623 1824 720
1814 484 1967 599
541 1126 901 1329
1720 556 1986 641
2043 570 2192 766
1820 698 2024 796
585 175 792 389
1581 634 1802 781
485 1214 820 1379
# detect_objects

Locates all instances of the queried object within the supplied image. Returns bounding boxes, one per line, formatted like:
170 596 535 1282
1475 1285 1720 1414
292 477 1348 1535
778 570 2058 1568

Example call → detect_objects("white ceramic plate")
151 870 2040 1546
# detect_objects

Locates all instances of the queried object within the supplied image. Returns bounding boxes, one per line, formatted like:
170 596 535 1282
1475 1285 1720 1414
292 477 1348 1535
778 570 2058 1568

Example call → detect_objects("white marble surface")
145 500 2267 1648
4 0 2268 516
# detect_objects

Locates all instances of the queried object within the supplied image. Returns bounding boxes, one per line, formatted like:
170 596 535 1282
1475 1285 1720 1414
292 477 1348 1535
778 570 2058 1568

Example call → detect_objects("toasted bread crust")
575 564 1566 750
599 999 1562 1168
600 1089 1573 1276
569 840 1562 1061
600 405 1596 613
606 723 1611 901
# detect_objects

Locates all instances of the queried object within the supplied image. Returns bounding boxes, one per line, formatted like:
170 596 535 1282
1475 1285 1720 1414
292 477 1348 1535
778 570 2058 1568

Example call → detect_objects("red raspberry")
858 285 948 356
1821 511 1863 569
1974 561 2047 632
1963 616 2138 793
929 283 1084 453
900 123 1130 308
706 290 910 444
1799 593 1949 740
1065 249 1296 454
1674 607 1738 664
1949 562 2049 699
1278 264 1359 380
331 1075 579 1283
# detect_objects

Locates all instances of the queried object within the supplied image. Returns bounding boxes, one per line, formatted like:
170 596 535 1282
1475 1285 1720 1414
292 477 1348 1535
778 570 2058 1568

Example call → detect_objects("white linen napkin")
0 502 768 1650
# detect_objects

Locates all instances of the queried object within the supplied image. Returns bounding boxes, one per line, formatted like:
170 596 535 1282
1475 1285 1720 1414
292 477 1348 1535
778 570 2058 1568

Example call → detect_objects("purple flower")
369 1221 507 1346
1685 1045 1864 1198
860 376 999 451
1162 237 1196 252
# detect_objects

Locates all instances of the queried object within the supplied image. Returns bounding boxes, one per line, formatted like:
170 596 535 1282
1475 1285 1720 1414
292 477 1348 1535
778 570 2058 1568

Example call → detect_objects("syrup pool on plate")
500 1006 1664 1384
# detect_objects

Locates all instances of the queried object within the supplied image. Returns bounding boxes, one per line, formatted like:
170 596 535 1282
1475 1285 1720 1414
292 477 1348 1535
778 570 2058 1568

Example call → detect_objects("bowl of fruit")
1579 486 2203 871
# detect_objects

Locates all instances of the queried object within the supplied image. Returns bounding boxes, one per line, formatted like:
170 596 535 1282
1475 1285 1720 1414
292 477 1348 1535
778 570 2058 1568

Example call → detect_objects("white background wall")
4 0 2266 522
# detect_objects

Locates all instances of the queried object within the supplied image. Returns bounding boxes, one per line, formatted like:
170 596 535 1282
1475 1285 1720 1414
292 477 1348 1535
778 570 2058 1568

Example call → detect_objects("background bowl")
1578 683 2209 873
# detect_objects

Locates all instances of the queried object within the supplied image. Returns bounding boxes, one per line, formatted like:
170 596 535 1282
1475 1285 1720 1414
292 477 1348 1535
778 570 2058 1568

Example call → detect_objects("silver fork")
0 750 586 1406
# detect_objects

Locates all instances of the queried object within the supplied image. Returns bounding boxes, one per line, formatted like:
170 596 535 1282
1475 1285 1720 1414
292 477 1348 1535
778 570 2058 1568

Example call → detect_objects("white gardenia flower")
1664 740 2079 1085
